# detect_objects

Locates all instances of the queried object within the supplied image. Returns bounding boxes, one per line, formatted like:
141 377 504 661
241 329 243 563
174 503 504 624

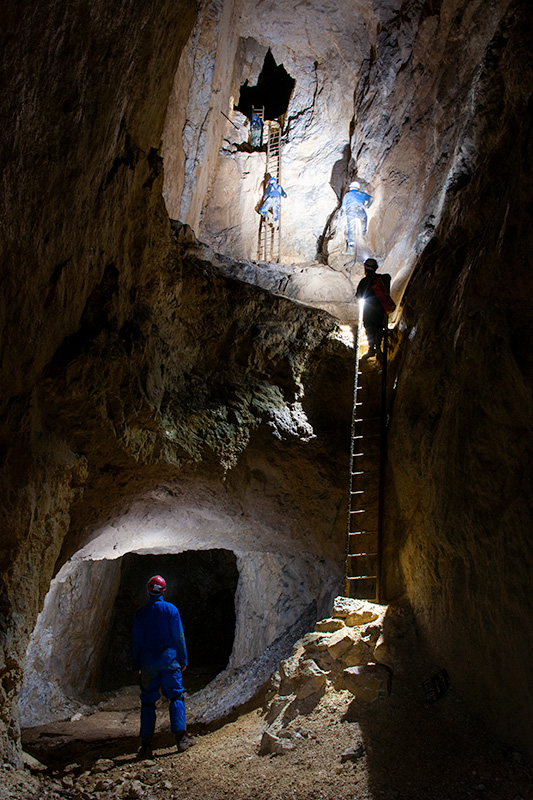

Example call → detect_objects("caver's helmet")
147 575 167 595
364 258 378 271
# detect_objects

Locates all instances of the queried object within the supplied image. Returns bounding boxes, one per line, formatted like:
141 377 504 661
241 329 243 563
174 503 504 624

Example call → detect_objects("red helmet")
147 575 166 595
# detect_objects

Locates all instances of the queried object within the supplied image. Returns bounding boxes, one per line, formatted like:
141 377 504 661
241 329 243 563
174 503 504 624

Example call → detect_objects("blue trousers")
260 196 281 222
345 203 368 243
139 662 185 738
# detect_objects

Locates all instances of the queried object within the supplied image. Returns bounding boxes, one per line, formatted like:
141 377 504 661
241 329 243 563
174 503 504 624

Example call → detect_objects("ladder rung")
347 575 377 581
348 551 378 557
350 470 364 476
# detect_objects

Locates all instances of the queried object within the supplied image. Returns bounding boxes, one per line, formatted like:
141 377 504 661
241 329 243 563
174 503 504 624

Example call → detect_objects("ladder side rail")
376 320 389 602
344 302 364 597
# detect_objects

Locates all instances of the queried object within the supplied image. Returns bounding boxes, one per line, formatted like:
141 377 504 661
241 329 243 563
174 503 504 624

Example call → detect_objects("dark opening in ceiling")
236 49 295 120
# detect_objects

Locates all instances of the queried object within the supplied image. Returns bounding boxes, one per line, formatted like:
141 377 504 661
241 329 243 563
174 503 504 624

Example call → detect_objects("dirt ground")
6 672 532 800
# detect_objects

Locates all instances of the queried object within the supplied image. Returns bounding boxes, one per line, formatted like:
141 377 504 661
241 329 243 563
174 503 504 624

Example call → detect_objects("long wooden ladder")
345 310 389 602
257 119 282 263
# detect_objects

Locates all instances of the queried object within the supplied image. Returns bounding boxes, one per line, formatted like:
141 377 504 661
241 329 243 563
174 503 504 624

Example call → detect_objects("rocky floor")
5 677 532 800
10 599 533 800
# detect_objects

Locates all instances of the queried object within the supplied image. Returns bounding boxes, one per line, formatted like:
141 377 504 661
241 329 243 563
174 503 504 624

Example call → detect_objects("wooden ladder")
257 119 282 263
345 310 389 602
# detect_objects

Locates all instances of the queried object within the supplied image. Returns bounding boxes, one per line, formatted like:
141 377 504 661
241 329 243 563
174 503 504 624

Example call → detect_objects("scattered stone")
341 742 365 762
315 618 345 633
94 778 114 791
92 758 115 773
62 774 74 787
126 779 146 798
339 664 392 702
162 780 173 789
63 763 82 774
258 729 296 756
22 751 47 771
70 711 84 721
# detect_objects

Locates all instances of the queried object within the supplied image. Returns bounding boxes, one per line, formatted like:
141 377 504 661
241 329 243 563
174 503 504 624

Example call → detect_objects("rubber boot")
174 730 189 752
137 738 153 759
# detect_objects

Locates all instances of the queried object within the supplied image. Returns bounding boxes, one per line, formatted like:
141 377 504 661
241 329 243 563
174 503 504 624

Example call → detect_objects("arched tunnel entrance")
19 529 341 734
99 550 238 694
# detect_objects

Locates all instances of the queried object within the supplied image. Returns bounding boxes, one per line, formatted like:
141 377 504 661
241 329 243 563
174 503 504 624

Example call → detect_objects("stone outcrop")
260 597 393 753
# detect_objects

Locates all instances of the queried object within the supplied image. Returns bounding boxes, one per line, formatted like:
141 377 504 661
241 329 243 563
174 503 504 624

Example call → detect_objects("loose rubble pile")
259 596 390 755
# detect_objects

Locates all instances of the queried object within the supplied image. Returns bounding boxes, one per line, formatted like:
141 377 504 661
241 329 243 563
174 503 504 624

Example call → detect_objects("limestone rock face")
384 0 533 759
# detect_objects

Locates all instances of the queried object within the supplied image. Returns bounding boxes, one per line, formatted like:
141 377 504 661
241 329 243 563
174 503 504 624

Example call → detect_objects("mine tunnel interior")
235 49 295 121
98 550 239 694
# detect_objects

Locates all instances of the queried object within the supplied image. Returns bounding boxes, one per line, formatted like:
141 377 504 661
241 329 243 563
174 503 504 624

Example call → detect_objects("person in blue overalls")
342 181 373 252
132 575 188 758
259 176 287 226
250 113 263 147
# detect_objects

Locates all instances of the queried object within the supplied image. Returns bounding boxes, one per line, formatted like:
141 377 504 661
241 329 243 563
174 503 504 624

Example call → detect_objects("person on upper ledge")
132 575 189 759
249 113 264 147
259 176 287 228
356 258 395 357
342 181 373 253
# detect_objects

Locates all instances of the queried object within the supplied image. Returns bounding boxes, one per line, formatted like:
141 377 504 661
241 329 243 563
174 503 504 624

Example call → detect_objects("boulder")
293 659 328 700
279 654 301 695
326 626 358 660
373 633 394 667
264 694 295 726
302 633 331 653
315 618 345 633
342 639 373 668
332 596 380 626
338 664 391 702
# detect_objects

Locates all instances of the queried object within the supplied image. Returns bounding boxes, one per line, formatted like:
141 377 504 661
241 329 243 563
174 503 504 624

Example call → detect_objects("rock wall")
2 0 532 769
19 560 122 727
386 0 533 759
164 0 516 286
0 0 197 764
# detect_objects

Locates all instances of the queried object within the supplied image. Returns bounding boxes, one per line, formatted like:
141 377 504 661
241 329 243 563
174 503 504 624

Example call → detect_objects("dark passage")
236 49 295 120
99 550 238 694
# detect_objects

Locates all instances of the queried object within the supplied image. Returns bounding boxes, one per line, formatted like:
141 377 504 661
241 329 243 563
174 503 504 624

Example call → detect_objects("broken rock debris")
259 596 389 755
